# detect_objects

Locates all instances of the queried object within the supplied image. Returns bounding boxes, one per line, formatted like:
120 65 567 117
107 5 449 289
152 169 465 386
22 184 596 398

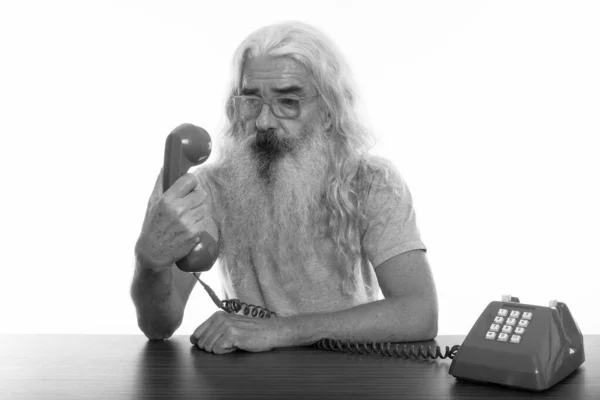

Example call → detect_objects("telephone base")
448 297 584 391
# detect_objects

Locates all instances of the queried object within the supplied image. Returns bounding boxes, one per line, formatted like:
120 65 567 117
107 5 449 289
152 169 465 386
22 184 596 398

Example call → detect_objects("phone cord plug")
193 272 459 360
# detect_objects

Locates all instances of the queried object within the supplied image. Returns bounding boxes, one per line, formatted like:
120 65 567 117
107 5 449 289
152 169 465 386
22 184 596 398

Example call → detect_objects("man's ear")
319 108 333 132
325 116 333 132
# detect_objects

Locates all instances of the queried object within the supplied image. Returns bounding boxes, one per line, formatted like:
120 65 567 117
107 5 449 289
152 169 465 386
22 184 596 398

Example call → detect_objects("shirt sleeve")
362 166 426 269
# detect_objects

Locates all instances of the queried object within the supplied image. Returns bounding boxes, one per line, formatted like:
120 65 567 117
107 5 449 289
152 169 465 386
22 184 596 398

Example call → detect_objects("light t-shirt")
195 161 426 317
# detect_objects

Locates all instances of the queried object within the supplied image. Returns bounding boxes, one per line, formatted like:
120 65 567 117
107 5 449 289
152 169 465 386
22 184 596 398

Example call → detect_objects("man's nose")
256 102 279 131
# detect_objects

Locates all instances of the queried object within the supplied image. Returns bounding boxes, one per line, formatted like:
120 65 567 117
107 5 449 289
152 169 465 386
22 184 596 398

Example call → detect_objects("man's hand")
190 311 291 354
135 169 210 272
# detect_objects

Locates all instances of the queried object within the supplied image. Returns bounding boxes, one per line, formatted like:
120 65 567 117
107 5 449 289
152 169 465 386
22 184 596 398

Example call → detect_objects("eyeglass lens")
234 97 300 119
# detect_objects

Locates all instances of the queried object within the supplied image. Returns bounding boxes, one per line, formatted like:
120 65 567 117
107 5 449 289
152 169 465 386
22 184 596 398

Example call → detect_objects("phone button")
509 310 521 318
497 333 509 342
515 327 525 335
485 331 497 340
510 335 522 344
518 319 529 328
494 316 505 324
502 325 513 334
497 308 508 317
506 317 517 326
489 323 501 332
522 312 533 320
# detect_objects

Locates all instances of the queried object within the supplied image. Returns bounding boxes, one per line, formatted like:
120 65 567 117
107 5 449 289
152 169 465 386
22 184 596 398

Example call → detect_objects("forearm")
130 260 184 340
287 296 438 346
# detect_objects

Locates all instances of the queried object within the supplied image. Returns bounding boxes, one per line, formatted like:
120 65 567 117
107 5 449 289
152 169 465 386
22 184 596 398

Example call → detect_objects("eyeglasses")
231 95 319 119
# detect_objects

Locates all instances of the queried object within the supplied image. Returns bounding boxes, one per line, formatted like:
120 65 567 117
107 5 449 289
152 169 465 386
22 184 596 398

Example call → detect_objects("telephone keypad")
486 308 534 344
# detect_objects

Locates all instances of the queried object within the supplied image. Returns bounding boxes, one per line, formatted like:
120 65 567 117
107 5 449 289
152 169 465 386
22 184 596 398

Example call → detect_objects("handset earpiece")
162 123 219 273
163 123 212 191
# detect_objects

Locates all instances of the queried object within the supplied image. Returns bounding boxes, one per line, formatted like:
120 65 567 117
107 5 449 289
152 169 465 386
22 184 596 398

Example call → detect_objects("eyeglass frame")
230 94 320 120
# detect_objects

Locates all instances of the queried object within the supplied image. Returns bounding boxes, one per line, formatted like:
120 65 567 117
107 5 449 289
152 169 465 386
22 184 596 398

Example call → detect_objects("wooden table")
1 334 597 399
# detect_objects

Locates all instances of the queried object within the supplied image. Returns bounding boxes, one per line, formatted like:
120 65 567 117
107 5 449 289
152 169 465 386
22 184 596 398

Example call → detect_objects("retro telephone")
162 123 585 392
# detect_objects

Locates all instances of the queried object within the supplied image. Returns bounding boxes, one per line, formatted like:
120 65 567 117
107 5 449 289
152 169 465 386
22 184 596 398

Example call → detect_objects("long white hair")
215 21 403 295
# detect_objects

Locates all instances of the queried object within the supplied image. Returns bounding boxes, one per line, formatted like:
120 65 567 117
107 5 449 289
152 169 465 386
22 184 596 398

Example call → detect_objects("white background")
1 0 598 337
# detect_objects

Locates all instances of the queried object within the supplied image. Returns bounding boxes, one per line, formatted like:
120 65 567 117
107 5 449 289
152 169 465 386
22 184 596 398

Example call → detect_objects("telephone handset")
162 123 276 316
163 123 219 273
162 124 585 392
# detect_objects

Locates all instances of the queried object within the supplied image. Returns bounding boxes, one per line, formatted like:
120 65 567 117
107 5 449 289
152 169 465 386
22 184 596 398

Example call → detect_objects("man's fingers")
190 317 211 345
180 205 210 236
194 213 219 243
201 323 238 354
191 312 242 354
190 311 225 345
213 339 237 354
166 173 199 199
187 187 208 210
201 319 229 352
189 204 209 223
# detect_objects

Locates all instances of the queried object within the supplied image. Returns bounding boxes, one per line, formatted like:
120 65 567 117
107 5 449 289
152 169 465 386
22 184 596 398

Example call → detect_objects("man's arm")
130 256 197 340
130 168 208 340
287 249 438 345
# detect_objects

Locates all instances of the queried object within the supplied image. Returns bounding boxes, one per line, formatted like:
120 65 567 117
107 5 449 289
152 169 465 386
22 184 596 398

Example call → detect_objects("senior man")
131 21 439 354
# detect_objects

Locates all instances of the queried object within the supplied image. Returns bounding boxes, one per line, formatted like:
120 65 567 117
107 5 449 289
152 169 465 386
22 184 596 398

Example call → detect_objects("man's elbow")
425 297 438 340
137 319 182 341
142 330 174 341
411 315 437 342
423 314 438 341
417 296 439 341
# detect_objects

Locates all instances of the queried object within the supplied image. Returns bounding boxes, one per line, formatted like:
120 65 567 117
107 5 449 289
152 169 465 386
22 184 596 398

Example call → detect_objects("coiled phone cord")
193 273 460 360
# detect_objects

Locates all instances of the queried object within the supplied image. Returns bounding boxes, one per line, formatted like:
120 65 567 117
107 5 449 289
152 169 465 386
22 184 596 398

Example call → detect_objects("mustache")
250 129 290 181
253 128 294 154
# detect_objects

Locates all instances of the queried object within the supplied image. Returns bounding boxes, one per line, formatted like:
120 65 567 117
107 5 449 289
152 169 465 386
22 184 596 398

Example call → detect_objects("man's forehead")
241 56 313 93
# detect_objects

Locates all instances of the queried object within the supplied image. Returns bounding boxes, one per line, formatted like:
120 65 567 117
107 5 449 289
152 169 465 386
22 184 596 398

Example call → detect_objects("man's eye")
245 98 261 106
278 98 299 107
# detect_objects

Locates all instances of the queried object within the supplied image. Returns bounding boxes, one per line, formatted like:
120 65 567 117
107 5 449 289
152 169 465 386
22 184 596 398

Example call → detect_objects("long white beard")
216 123 331 283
